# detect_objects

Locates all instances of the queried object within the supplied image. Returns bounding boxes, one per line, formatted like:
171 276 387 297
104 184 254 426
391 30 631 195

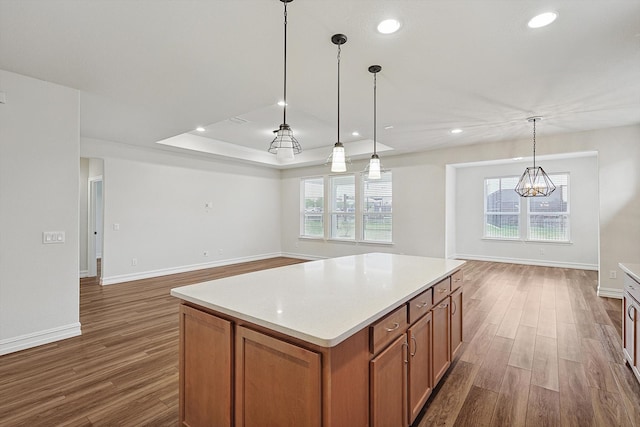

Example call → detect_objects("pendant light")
514 117 556 197
329 34 348 172
366 65 382 179
268 0 301 161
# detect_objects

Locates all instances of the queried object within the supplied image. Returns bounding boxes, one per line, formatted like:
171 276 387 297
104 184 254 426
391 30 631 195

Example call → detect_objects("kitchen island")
620 263 640 385
171 253 465 427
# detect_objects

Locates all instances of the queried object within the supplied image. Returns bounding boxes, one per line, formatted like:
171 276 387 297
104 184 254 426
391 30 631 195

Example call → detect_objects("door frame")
88 176 103 278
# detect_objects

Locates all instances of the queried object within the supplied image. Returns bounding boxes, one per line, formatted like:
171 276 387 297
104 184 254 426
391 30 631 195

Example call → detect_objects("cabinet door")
450 287 463 358
180 305 232 427
235 326 321 427
432 300 451 386
624 293 636 367
408 312 432 424
371 334 408 427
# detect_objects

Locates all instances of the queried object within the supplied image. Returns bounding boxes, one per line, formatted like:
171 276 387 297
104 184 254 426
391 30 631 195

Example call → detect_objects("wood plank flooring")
1 259 638 426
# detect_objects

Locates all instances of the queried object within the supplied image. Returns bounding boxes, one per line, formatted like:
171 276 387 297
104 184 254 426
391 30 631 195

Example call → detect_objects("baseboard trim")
597 286 623 299
453 254 598 271
0 322 82 356
79 269 89 278
100 252 285 285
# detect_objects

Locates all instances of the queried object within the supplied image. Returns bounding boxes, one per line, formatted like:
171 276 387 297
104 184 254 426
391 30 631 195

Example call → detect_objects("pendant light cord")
373 72 377 155
283 1 288 125
337 43 341 143
532 118 536 169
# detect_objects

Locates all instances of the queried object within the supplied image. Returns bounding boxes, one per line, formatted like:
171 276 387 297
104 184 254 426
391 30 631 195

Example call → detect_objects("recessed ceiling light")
277 100 286 106
528 12 557 28
450 128 463 134
196 127 205 132
352 131 360 136
377 19 401 34
384 125 394 130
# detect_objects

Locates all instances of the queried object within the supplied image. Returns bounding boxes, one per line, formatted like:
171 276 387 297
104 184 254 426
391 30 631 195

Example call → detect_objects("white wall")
454 155 599 269
0 70 80 355
81 138 283 284
281 125 640 296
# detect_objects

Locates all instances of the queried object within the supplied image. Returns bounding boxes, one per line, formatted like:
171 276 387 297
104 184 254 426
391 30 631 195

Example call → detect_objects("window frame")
483 175 521 240
329 174 357 241
299 176 325 239
482 172 571 243
361 171 393 244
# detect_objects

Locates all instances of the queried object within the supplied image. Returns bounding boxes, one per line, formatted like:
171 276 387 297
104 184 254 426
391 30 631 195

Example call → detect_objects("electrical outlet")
131 258 138 266
113 223 120 231
203 251 209 257
609 270 617 279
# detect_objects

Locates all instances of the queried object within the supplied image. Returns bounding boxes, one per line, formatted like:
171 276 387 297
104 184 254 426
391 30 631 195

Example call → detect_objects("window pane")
303 214 324 237
363 172 392 242
331 175 355 239
301 177 324 237
331 213 355 239
484 176 519 238
529 214 569 241
485 214 519 238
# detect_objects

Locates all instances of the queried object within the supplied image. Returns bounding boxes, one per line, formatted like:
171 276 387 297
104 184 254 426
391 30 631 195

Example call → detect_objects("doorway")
88 177 103 279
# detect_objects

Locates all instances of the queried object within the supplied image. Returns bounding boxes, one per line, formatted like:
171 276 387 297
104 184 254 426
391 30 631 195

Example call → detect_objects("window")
362 172 392 242
528 174 569 241
484 176 520 239
330 175 355 240
300 177 324 237
484 173 570 242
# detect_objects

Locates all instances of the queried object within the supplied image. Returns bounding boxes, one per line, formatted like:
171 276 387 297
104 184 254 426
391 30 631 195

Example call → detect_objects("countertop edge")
171 259 465 348
619 263 640 283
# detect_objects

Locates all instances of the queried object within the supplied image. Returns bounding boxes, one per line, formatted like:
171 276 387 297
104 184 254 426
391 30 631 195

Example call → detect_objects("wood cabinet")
178 266 464 427
432 299 451 386
408 312 432 424
450 287 463 358
370 334 408 427
623 274 640 384
179 305 232 427
235 326 321 427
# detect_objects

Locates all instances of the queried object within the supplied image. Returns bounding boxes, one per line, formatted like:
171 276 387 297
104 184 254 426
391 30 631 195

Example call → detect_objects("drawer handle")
385 322 400 332
437 303 448 309
438 288 448 293
629 305 636 321
454 278 461 282
416 301 430 308
451 300 457 315
410 336 417 357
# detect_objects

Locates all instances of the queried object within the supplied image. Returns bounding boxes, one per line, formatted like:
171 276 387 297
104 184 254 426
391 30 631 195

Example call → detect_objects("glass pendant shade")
269 124 300 162
331 142 346 172
515 166 556 197
368 154 381 179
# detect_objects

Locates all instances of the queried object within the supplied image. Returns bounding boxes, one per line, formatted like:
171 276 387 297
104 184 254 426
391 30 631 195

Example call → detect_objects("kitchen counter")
620 263 640 284
171 252 465 347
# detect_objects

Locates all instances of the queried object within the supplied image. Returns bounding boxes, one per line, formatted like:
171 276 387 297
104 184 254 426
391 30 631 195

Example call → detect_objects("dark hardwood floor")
0 259 638 426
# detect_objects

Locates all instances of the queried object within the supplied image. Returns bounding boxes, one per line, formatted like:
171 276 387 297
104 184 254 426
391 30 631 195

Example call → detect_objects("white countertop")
171 253 465 348
619 263 640 284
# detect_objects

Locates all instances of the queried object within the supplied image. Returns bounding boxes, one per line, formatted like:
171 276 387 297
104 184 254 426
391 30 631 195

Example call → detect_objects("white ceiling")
1 0 639 168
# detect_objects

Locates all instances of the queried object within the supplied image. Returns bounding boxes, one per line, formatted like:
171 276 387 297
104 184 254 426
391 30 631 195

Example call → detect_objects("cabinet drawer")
370 305 408 354
433 277 451 304
625 275 640 302
451 270 463 291
408 288 433 324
